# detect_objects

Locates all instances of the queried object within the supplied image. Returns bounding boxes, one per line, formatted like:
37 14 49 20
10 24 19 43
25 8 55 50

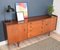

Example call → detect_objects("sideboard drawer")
42 18 51 33
49 17 57 31
28 20 43 38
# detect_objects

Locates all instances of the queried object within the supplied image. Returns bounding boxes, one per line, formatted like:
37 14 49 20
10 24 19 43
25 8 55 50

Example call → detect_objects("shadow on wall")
0 22 5 41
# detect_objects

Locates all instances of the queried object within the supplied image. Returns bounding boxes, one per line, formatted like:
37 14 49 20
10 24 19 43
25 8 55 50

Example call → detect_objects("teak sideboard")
4 15 57 46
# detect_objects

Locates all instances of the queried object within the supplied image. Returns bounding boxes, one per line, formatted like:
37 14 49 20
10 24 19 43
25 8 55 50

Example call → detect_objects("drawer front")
28 20 43 30
49 17 57 31
28 28 43 38
29 20 42 27
50 17 57 23
42 18 51 33
28 20 43 38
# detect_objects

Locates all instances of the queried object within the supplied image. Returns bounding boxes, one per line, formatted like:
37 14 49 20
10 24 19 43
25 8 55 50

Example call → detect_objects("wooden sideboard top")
28 15 50 22
4 15 57 25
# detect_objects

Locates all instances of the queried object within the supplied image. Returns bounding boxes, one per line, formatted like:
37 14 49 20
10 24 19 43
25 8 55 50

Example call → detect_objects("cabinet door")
6 24 19 44
42 18 51 33
18 23 28 42
28 20 43 38
49 17 57 31
6 23 27 44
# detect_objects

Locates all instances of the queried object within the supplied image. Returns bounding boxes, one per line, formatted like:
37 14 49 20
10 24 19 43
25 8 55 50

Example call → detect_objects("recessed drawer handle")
30 26 32 28
41 27 43 29
30 30 32 31
41 31 43 32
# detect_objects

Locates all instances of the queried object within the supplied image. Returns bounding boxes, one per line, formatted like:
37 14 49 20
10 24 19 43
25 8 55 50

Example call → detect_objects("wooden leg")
17 42 20 47
48 32 50 36
7 44 11 50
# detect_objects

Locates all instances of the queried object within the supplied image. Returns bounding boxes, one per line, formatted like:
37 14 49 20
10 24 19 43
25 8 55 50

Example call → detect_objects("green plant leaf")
48 4 54 15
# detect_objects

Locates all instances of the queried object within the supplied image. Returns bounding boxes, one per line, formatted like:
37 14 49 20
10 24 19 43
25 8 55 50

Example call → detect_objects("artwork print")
16 3 28 19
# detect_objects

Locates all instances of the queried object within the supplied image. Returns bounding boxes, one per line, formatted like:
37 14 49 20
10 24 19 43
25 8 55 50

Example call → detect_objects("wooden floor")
0 32 60 50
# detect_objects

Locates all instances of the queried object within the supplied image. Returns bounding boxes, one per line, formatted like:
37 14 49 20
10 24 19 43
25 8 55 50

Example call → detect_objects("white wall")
53 0 60 34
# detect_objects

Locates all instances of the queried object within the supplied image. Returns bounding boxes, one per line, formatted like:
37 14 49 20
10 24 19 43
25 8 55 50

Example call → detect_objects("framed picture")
16 2 28 19
17 12 24 22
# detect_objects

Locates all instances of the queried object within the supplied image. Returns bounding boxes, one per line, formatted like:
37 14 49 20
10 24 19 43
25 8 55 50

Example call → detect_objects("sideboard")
4 15 57 46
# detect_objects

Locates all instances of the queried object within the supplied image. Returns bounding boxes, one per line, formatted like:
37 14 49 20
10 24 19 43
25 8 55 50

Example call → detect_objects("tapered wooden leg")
17 42 20 47
48 32 50 36
7 43 12 50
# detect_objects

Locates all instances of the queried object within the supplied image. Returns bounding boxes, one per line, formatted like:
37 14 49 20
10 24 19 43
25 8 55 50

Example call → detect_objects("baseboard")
0 40 7 46
53 31 60 35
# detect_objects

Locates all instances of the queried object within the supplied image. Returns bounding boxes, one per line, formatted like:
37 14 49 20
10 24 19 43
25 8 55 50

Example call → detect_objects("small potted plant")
48 4 54 17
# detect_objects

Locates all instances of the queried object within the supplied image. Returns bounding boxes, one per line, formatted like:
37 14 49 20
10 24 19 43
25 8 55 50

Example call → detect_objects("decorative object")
4 5 15 22
17 12 24 22
48 4 54 16
16 3 28 19
6 5 15 12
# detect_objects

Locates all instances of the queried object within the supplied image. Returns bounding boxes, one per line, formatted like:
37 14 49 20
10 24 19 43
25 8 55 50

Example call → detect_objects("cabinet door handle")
30 23 32 24
24 29 27 32
46 24 47 25
24 29 26 31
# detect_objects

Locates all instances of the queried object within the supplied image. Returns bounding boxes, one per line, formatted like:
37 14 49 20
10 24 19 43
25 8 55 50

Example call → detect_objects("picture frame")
17 11 24 23
16 2 28 19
